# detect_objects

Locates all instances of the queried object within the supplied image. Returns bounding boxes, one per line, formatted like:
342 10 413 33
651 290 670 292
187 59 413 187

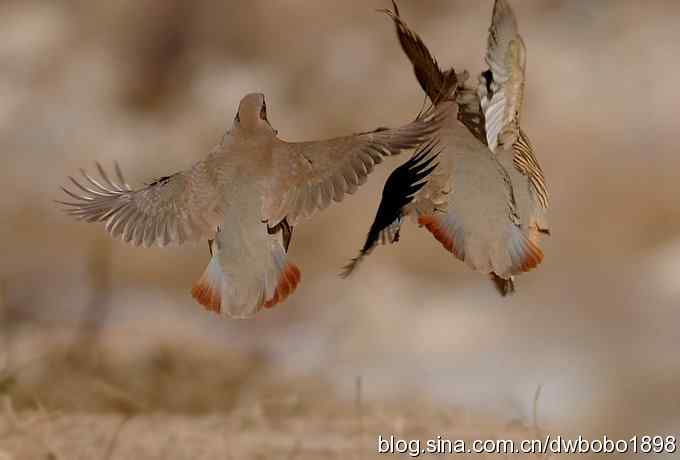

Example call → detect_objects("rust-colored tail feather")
513 233 543 272
263 263 301 309
420 213 544 274
418 214 464 260
191 277 221 314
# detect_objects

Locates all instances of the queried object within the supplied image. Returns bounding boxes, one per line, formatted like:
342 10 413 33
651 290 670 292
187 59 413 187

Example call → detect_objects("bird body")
60 93 443 317
416 114 528 277
345 0 548 294
193 178 299 318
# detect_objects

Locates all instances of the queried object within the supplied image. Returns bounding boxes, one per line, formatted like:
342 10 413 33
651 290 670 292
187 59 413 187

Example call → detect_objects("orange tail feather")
191 278 221 314
418 214 464 259
263 263 301 309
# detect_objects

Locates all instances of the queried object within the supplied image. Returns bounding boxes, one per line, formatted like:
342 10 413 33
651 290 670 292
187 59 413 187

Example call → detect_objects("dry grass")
0 400 543 460
0 331 553 459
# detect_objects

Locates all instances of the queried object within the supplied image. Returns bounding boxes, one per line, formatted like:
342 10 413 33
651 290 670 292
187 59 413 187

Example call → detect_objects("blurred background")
1 0 679 457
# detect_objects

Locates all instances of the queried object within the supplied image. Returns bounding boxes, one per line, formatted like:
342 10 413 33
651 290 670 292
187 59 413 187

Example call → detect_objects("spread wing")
340 140 440 277
380 1 457 104
514 129 549 211
58 160 223 247
381 1 487 145
478 0 526 152
263 104 446 226
478 0 549 212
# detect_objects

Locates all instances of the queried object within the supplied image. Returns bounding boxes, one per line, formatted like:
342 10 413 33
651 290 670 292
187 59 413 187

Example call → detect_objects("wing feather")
58 161 223 247
514 129 549 210
379 1 457 105
341 140 441 277
264 103 447 226
478 0 526 152
380 0 494 149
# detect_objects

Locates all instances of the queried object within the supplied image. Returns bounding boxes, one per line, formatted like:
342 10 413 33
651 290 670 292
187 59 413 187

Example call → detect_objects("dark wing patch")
481 70 494 98
380 1 457 105
267 218 293 252
456 78 489 146
457 96 489 145
340 140 440 278
147 174 175 187
355 126 390 136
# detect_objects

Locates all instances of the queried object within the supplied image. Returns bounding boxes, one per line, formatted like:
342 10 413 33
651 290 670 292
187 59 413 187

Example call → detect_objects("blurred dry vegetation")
1 0 680 458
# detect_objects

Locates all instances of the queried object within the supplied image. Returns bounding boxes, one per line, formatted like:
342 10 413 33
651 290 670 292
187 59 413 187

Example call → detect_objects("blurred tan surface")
1 0 680 458
1 404 545 459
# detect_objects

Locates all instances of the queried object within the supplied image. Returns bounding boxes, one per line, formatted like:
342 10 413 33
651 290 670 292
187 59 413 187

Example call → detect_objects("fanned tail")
191 242 302 318
508 226 543 273
419 212 543 275
191 255 224 313
418 212 466 261
263 261 301 309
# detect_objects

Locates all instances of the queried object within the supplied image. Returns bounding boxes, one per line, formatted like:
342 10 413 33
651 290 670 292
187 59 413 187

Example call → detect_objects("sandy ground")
0 334 556 460
0 405 545 460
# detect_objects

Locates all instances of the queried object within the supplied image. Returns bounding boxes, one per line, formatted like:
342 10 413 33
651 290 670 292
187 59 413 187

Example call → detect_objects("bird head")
232 93 277 136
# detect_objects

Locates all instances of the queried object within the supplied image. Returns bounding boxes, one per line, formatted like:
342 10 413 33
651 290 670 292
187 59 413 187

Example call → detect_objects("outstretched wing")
381 1 488 146
478 0 526 152
340 140 440 277
478 0 549 213
263 103 446 226
513 128 549 211
380 1 457 104
58 160 223 247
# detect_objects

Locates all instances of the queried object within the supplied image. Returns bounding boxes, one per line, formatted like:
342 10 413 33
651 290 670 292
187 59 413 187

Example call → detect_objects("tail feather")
419 212 543 276
263 263 301 309
418 213 466 260
508 226 543 273
191 246 301 318
191 256 225 314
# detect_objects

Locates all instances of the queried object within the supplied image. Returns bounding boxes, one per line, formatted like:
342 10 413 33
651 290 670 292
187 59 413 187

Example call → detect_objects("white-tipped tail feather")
418 211 542 277
191 242 301 318
262 248 301 309
191 255 226 314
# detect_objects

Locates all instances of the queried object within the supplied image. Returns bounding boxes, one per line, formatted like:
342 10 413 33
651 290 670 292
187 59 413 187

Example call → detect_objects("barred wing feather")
58 161 223 247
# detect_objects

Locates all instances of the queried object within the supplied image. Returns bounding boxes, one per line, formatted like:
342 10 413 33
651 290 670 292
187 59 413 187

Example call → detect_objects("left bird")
58 93 443 318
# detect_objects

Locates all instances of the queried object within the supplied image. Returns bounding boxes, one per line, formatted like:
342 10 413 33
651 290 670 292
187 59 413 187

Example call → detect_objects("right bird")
342 0 549 295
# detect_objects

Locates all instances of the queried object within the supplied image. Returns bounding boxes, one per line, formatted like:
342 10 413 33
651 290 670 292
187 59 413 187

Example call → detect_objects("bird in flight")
343 0 549 295
59 93 445 318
